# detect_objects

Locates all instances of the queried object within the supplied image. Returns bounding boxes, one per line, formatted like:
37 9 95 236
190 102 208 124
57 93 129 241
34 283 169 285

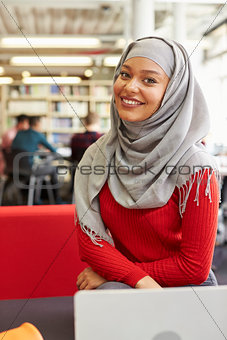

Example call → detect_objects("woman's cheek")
113 81 119 96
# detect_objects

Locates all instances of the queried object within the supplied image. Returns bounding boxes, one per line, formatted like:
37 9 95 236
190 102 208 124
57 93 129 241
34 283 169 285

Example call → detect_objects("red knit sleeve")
76 222 148 287
135 170 219 286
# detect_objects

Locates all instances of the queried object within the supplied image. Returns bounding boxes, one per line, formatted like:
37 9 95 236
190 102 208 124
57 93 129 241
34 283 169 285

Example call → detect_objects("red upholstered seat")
0 205 87 299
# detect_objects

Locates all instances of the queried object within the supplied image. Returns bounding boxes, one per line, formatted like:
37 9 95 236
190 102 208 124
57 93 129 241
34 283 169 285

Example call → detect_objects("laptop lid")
74 286 227 340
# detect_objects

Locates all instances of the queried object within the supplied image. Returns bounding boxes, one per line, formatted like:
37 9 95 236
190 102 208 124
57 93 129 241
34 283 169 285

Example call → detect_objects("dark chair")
2 149 55 205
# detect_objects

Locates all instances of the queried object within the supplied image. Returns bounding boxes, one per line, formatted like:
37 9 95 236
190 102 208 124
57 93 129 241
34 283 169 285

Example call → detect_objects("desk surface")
0 296 74 340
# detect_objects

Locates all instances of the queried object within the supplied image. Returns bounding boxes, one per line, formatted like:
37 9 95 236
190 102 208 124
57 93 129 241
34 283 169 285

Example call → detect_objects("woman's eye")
144 78 156 84
120 71 130 78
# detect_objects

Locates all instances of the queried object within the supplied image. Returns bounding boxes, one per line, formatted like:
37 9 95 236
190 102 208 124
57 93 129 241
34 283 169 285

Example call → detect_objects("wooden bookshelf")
0 80 112 146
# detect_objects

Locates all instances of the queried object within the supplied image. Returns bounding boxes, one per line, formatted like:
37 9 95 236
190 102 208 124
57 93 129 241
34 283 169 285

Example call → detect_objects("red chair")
0 204 87 299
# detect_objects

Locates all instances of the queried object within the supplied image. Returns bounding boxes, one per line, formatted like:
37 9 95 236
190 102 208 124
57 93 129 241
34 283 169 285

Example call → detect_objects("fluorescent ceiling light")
22 76 81 85
103 56 121 67
0 77 13 84
10 56 93 66
1 37 101 48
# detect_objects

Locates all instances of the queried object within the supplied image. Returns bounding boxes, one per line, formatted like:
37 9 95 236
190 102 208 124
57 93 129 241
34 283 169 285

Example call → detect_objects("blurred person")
70 111 103 164
12 116 63 204
70 111 103 193
0 114 29 175
1 114 29 153
12 116 56 157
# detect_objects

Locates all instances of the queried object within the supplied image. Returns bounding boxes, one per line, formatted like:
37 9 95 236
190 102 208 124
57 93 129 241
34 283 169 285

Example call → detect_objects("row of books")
52 117 83 129
51 101 88 116
95 102 111 115
8 84 111 97
90 85 112 97
7 101 48 114
50 85 89 96
100 117 111 130
9 85 49 97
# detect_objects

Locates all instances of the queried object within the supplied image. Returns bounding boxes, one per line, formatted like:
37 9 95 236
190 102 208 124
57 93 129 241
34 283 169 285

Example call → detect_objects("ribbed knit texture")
76 170 219 287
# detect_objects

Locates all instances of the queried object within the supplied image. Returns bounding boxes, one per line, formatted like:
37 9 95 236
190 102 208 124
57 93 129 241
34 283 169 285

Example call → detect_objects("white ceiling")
0 0 226 78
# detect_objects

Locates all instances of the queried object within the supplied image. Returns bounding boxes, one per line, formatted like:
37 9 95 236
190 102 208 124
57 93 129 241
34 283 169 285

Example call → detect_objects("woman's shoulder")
181 149 219 174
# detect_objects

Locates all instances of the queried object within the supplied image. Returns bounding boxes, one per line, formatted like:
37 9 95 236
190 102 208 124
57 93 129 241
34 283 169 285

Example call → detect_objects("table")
0 296 74 340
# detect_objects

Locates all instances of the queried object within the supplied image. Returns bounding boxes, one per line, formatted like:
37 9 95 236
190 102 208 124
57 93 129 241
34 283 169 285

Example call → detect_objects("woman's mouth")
120 97 144 107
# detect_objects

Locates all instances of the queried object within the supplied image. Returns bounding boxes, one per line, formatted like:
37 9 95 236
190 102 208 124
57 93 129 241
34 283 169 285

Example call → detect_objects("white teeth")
122 98 141 105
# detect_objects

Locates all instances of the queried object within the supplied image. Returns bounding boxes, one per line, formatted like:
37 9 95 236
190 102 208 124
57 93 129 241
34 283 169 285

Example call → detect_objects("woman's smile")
120 96 145 107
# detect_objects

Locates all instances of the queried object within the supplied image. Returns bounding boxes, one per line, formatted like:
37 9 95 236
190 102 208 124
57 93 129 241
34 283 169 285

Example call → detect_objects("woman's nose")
125 77 140 93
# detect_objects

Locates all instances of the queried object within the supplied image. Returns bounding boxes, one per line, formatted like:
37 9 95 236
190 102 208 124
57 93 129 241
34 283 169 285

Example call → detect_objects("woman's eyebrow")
122 64 162 76
140 70 162 76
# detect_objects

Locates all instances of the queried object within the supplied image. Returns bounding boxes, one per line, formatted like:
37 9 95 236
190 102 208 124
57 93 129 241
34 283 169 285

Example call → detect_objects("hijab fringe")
178 168 220 218
75 214 113 247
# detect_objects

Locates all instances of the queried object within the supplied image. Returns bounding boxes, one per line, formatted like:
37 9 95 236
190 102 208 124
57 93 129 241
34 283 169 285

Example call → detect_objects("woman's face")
113 57 170 122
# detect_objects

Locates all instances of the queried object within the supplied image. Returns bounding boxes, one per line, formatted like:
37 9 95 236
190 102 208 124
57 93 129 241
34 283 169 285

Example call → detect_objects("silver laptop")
74 286 227 340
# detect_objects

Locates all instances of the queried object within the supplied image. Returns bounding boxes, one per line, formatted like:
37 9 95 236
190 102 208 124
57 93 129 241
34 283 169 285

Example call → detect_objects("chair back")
2 148 32 176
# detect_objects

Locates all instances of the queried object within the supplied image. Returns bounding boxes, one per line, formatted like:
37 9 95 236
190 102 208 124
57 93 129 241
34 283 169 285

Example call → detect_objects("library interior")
0 1 227 340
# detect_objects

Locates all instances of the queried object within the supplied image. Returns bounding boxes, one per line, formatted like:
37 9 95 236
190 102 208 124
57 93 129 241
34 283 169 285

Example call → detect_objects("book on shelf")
95 102 110 116
91 85 112 97
50 85 89 96
7 116 16 129
9 85 49 97
73 85 89 96
100 117 111 130
7 100 48 114
52 118 73 128
51 133 72 145
72 117 83 129
51 101 88 116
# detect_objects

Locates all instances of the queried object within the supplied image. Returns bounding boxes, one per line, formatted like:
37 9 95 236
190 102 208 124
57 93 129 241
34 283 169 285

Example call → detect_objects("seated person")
2 114 29 153
12 116 63 204
70 111 103 193
1 114 29 176
70 111 103 164
12 116 56 156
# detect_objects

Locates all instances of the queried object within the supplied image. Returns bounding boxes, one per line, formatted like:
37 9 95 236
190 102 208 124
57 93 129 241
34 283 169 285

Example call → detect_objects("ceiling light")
84 69 93 77
1 37 101 48
0 66 4 75
11 56 93 66
103 56 121 67
0 77 13 84
22 77 81 85
22 71 31 78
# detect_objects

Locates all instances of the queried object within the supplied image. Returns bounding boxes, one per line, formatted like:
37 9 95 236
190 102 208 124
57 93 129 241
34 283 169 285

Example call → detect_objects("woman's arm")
135 171 219 286
77 223 160 288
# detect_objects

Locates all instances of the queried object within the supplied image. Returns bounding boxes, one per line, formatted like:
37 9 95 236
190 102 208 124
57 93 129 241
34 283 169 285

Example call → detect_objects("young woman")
75 37 219 290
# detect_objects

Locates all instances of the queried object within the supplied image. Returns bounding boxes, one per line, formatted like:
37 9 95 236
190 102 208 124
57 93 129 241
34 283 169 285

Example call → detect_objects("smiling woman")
114 57 170 122
74 37 219 291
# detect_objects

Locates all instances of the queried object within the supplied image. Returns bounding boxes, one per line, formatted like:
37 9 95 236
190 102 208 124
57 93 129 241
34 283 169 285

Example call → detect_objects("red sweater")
77 171 219 287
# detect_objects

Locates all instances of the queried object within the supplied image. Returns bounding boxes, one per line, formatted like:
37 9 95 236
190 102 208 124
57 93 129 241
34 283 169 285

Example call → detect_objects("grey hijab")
75 37 218 245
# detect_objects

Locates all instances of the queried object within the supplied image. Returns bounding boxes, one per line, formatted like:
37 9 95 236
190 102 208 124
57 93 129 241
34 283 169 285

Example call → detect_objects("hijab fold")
75 37 219 246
